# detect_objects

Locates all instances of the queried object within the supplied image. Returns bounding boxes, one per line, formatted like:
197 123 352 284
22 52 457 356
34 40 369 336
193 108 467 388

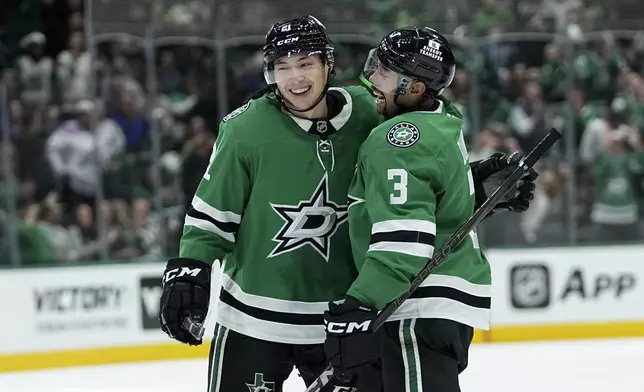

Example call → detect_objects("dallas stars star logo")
269 174 348 261
387 122 420 148
246 373 274 392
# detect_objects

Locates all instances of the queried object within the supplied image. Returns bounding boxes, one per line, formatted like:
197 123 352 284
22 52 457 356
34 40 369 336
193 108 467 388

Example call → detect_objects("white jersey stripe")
410 319 423 392
368 241 434 259
400 320 413 392
419 274 492 297
392 296 491 330
216 301 326 344
192 195 242 224
372 219 436 235
207 326 229 392
221 273 329 314
184 215 236 243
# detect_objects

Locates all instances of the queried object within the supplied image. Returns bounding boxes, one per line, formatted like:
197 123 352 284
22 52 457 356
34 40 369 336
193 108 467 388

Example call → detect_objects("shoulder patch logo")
387 122 420 148
222 101 251 122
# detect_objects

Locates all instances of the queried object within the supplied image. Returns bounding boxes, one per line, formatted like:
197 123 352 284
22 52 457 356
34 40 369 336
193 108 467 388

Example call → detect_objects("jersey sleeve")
346 141 444 310
179 121 251 265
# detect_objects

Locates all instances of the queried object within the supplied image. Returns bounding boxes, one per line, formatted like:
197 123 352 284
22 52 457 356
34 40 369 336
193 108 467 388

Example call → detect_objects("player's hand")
159 257 211 345
470 151 538 214
323 297 380 381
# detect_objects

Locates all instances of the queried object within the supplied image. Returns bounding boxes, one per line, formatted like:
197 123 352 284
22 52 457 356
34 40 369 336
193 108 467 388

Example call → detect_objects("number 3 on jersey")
386 165 479 249
387 169 407 204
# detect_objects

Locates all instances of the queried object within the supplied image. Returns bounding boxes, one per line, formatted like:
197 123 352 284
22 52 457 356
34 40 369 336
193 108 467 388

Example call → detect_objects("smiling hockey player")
322 27 539 392
157 15 382 392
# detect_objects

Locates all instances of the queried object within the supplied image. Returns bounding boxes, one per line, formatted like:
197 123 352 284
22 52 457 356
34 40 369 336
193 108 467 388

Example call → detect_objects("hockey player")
157 15 382 392
323 27 538 392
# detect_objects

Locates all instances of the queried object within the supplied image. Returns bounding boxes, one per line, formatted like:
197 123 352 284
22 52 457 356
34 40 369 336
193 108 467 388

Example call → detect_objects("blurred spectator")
541 43 568 102
181 116 215 213
589 126 644 241
235 52 265 99
57 31 92 104
0 143 36 209
132 198 162 258
13 104 55 204
16 32 53 106
109 92 148 152
7 99 25 137
103 55 146 114
580 99 630 164
67 203 102 261
103 199 142 260
33 193 82 262
532 0 583 32
157 50 183 96
481 27 515 79
473 0 514 34
469 123 520 161
508 81 548 152
46 99 124 214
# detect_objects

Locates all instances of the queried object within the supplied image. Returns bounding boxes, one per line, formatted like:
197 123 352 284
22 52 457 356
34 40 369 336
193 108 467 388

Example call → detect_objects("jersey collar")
287 87 354 132
415 99 444 114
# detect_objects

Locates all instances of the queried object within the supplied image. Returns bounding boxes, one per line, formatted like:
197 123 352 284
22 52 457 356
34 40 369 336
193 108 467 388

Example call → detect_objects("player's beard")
374 89 399 119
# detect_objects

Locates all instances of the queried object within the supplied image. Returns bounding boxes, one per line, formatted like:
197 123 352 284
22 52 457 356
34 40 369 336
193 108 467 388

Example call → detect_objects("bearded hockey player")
322 28 538 392
157 15 382 392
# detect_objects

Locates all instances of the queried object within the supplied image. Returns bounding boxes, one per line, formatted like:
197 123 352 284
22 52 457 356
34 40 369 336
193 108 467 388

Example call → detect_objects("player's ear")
409 80 426 98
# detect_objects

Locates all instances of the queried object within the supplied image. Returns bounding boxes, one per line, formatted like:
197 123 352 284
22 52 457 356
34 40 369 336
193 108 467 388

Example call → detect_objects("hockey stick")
304 128 562 392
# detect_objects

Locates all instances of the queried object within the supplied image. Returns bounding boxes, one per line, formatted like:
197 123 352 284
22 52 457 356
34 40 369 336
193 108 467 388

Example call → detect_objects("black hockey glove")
324 297 380 380
470 151 538 217
159 257 211 346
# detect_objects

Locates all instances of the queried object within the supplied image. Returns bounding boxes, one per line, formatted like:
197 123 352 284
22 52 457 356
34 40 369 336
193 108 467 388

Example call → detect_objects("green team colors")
180 86 380 344
592 153 644 225
346 97 492 330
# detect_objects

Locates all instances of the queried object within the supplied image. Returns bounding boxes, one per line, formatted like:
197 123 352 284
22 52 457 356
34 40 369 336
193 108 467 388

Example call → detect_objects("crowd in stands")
0 0 643 266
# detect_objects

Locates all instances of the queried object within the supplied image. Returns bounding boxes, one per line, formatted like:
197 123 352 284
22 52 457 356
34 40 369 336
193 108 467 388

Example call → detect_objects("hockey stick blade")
305 128 561 392
182 316 205 341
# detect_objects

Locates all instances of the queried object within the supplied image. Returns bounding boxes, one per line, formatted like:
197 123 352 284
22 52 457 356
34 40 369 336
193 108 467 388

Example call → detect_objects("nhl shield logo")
387 122 420 148
316 120 328 134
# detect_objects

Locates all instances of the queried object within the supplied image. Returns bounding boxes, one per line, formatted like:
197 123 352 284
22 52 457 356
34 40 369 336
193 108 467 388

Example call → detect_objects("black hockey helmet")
362 27 456 99
262 15 335 86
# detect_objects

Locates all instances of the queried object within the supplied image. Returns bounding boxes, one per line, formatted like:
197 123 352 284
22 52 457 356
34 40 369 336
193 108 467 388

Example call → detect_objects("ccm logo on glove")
325 320 372 334
163 267 203 283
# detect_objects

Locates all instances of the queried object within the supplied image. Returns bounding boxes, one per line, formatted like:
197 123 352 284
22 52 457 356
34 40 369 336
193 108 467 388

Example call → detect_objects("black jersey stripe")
409 286 491 309
219 288 324 326
370 230 436 246
187 208 240 234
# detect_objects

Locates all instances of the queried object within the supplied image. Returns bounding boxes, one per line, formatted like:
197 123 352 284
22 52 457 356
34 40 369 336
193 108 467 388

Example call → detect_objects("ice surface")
1 338 642 392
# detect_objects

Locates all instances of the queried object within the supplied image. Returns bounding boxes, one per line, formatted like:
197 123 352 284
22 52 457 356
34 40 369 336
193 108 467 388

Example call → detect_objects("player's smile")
284 81 317 109
289 85 312 95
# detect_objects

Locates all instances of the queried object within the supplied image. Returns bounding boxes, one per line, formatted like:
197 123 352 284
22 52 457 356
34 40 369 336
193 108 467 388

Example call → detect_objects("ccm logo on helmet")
277 37 299 46
163 267 202 283
325 320 372 334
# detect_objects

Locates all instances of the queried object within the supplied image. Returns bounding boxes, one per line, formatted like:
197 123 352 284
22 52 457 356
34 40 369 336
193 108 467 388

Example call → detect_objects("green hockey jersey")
346 97 492 330
179 86 380 344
